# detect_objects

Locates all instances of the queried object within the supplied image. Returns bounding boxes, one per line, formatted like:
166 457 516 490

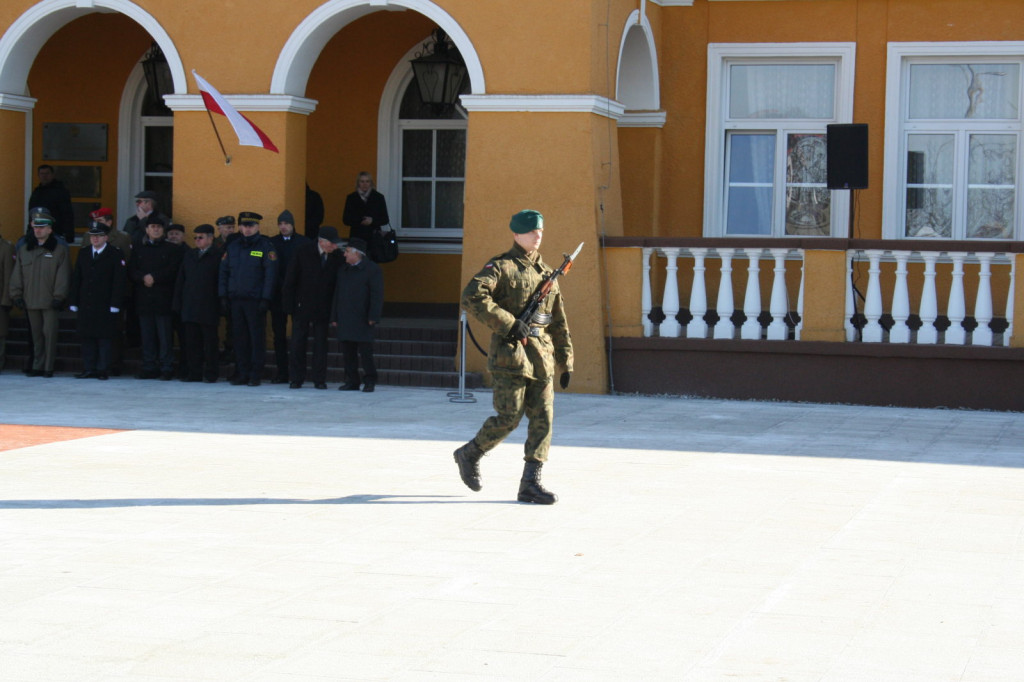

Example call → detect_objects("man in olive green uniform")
10 208 71 376
453 209 573 504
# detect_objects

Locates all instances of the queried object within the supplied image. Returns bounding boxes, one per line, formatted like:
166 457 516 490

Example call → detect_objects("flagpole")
204 108 232 165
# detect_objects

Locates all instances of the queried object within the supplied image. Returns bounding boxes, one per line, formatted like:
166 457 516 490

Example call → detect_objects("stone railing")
602 238 1023 348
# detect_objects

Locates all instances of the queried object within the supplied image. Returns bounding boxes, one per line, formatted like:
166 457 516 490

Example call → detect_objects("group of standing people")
0 170 390 389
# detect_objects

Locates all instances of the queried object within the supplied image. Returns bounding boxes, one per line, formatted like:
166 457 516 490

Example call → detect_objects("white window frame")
703 42 856 238
883 42 1024 240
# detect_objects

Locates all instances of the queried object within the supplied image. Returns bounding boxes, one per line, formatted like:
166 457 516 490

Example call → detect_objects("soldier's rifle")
507 241 584 346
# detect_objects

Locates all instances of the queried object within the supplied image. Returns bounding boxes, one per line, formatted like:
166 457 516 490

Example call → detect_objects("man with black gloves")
218 211 277 386
10 208 71 377
452 210 573 505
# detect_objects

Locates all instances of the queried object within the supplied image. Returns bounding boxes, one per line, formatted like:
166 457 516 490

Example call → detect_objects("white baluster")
845 252 856 341
889 250 911 343
660 248 682 338
862 250 885 342
917 252 939 345
766 248 790 340
972 253 995 346
687 248 709 339
795 251 805 340
741 248 763 340
641 247 653 337
945 252 967 345
1006 257 1015 343
714 248 736 339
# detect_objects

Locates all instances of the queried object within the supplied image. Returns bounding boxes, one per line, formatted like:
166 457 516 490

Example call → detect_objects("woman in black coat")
342 172 390 246
69 226 127 379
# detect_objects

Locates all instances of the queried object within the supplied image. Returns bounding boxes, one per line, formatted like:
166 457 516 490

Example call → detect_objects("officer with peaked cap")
453 209 574 505
218 211 278 386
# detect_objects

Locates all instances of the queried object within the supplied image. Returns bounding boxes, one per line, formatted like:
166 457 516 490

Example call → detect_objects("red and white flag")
193 70 278 153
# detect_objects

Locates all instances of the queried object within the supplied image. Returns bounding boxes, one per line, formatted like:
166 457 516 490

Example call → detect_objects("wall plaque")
42 123 108 161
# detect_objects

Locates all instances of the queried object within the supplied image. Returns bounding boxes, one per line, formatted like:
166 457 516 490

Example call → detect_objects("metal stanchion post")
448 310 476 403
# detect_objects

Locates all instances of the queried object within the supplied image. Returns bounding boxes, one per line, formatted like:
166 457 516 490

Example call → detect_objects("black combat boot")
517 461 557 504
453 440 484 491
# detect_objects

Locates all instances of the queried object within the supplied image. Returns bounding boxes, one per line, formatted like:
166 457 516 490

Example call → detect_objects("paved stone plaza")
2 374 1024 681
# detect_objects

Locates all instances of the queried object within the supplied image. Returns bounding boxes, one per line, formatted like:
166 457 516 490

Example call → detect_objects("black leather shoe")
75 371 97 379
362 382 375 393
338 382 360 391
289 381 303 389
248 378 262 387
314 382 327 390
230 377 247 386
203 377 218 383
97 373 109 381
42 371 54 378
271 375 289 384
26 369 43 377
159 372 174 381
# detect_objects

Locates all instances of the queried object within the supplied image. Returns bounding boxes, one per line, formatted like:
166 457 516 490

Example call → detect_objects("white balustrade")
660 248 681 338
741 249 764 340
973 253 994 346
795 258 805 341
641 247 654 337
946 252 967 345
687 248 709 339
889 251 911 343
845 256 856 341
714 248 736 339
862 250 885 342
918 252 939 344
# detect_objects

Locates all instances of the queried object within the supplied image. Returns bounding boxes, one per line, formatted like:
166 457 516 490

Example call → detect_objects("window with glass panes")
898 59 1022 239
704 44 855 238
398 78 467 232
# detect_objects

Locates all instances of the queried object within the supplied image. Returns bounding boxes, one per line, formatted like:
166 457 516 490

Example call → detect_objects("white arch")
616 9 659 111
0 0 186 98
272 0 484 97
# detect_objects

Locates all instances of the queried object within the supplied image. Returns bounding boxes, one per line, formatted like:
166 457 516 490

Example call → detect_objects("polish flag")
193 70 279 153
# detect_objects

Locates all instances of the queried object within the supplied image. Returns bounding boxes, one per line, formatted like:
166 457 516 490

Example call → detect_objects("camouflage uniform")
461 241 573 462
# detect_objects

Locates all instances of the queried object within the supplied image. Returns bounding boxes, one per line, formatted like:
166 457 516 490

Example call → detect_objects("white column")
845 252 856 341
766 248 790 340
641 247 653 337
660 248 682 338
741 248 763 340
713 248 736 339
862 250 885 343
687 248 709 339
972 252 995 346
917 252 940 345
945 252 967 345
889 250 912 343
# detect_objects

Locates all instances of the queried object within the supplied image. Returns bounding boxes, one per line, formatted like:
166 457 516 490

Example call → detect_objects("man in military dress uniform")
219 211 277 386
68 223 127 379
453 209 573 504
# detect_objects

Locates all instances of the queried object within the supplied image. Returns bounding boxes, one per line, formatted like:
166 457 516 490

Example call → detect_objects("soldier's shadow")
0 494 519 509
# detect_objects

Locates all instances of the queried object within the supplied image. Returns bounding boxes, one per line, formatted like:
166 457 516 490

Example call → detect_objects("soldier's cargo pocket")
488 335 529 374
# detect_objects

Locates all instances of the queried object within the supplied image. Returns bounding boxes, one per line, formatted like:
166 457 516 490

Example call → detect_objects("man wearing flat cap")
174 224 223 383
128 212 183 379
123 190 160 248
269 209 309 383
453 209 573 505
214 215 238 250
219 211 278 386
68 222 127 379
10 208 72 377
331 236 383 392
283 225 343 389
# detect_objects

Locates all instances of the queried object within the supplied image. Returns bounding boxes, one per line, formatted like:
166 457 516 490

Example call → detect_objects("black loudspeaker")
826 123 868 190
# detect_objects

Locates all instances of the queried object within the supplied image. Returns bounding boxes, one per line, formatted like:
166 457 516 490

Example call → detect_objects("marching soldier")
453 210 573 504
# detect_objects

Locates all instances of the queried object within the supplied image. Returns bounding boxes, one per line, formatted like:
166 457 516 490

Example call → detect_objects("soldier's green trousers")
473 373 554 462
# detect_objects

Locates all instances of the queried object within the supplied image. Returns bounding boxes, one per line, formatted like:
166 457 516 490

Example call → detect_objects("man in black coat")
219 211 278 387
173 224 223 383
128 213 183 379
283 225 343 389
68 224 127 379
268 209 309 383
331 237 383 392
28 165 75 244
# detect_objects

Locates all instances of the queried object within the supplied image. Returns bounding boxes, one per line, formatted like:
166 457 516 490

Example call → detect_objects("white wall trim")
272 0 484 97
164 94 318 115
460 94 626 120
650 0 694 6
618 111 667 128
117 61 147 226
0 93 36 112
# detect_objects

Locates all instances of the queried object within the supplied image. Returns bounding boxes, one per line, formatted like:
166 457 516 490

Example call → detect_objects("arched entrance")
0 0 185 240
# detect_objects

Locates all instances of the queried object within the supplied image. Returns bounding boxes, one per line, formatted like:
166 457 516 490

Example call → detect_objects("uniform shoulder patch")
268 251 277 261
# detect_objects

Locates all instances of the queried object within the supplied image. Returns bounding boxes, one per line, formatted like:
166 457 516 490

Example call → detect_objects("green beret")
510 209 543 234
